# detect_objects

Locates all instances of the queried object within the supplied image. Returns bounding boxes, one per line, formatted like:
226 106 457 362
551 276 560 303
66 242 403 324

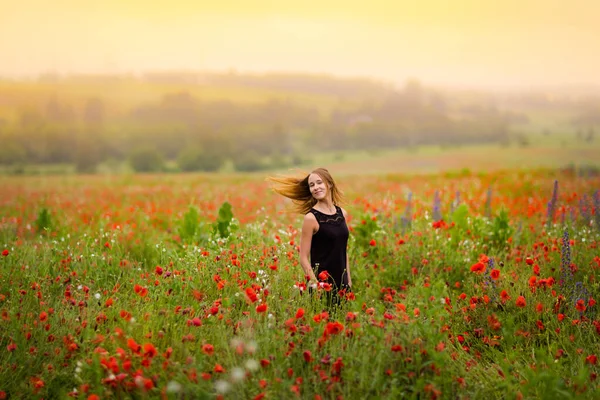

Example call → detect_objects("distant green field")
2 140 598 177
307 142 600 176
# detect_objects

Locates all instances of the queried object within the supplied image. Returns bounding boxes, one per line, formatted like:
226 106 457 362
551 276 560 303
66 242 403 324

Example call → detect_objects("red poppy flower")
470 262 486 274
127 338 141 354
318 271 329 281
256 304 268 313
245 287 258 303
324 321 344 336
214 364 225 373
515 296 526 308
202 344 214 355
303 350 313 362
1 249 8 257
143 343 158 358
586 355 597 365
490 269 500 280
525 257 534 265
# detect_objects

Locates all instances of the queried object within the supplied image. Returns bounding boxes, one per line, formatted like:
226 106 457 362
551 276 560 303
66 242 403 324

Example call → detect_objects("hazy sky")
1 0 599 88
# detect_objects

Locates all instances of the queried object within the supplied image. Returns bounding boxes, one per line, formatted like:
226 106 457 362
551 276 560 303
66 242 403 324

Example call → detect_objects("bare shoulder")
302 212 318 234
340 207 349 219
303 212 317 223
303 212 318 228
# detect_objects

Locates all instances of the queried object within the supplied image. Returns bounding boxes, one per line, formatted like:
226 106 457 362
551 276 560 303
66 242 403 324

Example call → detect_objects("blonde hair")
267 168 344 214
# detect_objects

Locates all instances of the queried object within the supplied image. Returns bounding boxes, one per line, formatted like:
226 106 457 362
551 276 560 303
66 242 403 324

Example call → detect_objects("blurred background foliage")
0 72 598 174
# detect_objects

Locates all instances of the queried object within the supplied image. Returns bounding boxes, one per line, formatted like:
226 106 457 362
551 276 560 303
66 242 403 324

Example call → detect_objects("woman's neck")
316 199 335 213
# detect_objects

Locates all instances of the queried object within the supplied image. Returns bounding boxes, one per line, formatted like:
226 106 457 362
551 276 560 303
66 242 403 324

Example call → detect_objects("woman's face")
308 173 329 201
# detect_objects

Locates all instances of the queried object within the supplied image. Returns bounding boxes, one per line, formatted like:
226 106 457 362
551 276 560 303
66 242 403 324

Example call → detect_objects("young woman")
268 168 352 303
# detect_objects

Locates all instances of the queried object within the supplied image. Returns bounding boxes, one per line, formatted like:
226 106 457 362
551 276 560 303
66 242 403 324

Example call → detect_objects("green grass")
1 169 600 399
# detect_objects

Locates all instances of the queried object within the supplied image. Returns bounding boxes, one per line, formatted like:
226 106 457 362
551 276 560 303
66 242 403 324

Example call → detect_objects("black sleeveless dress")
309 206 350 290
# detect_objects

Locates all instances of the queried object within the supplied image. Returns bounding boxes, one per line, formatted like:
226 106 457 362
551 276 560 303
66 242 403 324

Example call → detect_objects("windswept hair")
267 168 344 214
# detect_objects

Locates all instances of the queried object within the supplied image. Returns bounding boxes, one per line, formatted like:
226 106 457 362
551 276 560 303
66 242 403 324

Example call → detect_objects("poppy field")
1 169 600 399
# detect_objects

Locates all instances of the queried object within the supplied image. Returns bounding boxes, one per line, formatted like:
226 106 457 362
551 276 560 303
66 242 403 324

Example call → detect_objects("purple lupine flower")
485 186 493 218
594 189 600 232
546 180 559 229
401 192 413 233
432 190 442 221
577 194 589 225
560 227 572 287
451 190 460 213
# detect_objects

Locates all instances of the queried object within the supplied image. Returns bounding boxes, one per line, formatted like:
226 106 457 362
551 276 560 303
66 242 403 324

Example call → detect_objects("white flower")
166 381 182 393
246 340 257 354
245 359 259 372
215 380 231 394
230 367 245 383
230 337 243 349
94 293 101 300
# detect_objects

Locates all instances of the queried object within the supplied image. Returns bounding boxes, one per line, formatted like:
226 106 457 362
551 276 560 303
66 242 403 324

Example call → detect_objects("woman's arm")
342 208 352 287
299 213 318 284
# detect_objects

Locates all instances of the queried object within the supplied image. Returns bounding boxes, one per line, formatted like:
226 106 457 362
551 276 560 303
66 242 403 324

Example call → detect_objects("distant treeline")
0 73 598 173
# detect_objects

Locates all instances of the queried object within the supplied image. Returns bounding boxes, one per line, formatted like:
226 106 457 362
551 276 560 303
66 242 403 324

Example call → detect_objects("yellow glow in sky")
2 0 599 88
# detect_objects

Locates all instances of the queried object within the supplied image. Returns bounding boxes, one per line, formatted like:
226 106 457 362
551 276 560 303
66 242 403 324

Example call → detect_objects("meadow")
1 168 599 399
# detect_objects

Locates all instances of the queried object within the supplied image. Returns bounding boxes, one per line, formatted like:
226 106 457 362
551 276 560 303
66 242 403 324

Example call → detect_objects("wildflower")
1 249 8 256
120 310 132 321
230 367 245 383
143 343 158 358
165 381 182 393
245 287 258 303
536 320 545 331
295 308 305 319
256 304 268 313
303 350 313 362
536 303 543 313
260 359 270 368
391 344 403 352
470 262 486 274
214 364 225 373
214 379 230 394
490 269 500 280
202 344 214 355
515 296 526 308
318 271 329 281
369 239 376 247
245 359 259 371
127 338 141 354
525 257 534 266
323 321 344 336
586 355 598 365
